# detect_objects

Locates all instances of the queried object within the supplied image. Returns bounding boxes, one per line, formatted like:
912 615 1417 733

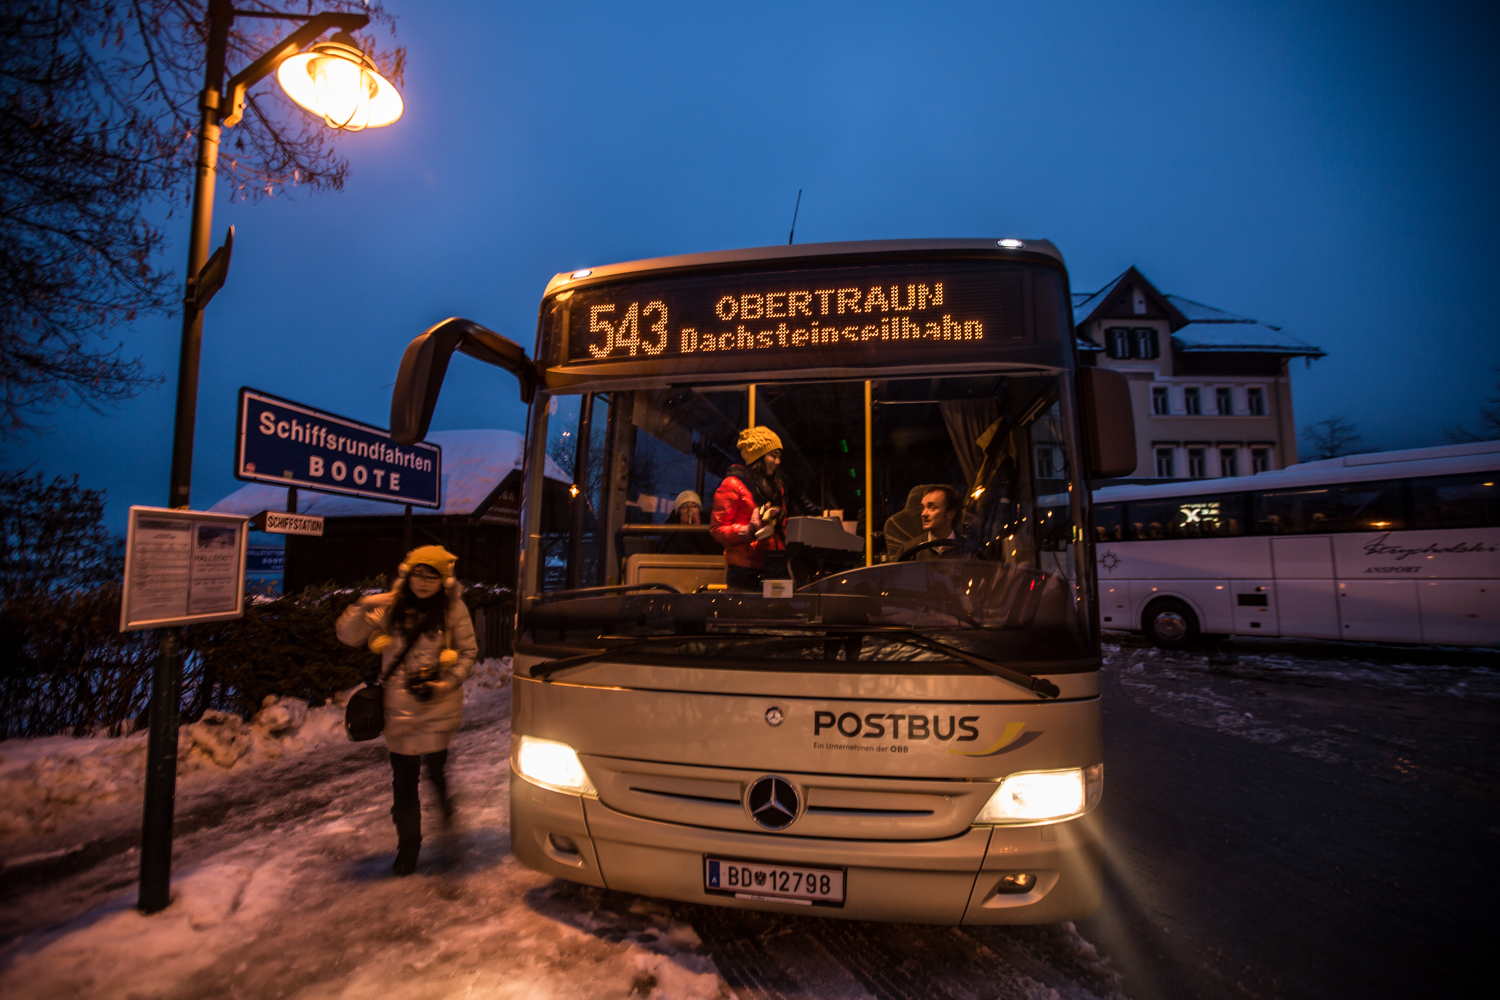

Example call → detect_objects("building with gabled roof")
1073 267 1325 481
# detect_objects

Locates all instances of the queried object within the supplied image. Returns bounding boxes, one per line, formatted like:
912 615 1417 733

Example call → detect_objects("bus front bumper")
511 771 1101 925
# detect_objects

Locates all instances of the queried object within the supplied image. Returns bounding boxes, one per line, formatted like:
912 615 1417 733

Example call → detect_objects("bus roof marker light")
997 239 1025 249
570 269 593 280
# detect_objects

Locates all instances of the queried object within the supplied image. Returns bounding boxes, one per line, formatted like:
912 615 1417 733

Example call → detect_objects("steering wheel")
897 537 966 562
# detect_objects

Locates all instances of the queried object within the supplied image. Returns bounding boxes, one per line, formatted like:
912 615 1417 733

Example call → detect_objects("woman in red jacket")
710 427 786 590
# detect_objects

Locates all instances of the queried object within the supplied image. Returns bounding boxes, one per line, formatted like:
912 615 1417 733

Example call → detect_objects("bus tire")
1143 598 1200 649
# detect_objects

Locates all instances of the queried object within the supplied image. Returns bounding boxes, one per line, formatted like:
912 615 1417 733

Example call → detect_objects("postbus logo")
811 710 1040 756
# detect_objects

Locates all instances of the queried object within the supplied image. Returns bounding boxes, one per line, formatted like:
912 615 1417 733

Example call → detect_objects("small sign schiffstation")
251 510 325 536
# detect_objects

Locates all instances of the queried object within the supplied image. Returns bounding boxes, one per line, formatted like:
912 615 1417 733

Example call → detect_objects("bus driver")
710 427 786 590
901 485 964 560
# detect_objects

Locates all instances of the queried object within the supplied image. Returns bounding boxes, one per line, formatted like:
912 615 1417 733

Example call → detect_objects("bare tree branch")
0 1 404 438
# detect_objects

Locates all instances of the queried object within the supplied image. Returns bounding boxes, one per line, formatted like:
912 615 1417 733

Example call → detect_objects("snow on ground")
1 653 1128 1000
1103 637 1500 765
0 661 732 1000
0 659 514 841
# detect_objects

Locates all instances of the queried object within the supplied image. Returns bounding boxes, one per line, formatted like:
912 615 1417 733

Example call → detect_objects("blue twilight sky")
6 0 1499 533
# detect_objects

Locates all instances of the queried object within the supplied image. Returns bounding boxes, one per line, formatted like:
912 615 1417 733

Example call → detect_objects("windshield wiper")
886 632 1061 699
532 583 680 606
685 622 1062 699
528 633 792 681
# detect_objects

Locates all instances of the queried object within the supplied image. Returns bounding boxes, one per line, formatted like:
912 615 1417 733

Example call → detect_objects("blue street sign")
235 388 441 507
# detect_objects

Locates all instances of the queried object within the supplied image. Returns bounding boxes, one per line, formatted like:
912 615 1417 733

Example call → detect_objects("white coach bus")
1091 441 1500 648
388 238 1140 924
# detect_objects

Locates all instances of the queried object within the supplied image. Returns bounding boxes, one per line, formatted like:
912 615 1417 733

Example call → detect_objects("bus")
388 238 1137 924
1092 440 1500 648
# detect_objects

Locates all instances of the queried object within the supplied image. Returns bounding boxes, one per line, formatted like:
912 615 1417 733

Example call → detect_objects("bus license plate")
703 857 845 906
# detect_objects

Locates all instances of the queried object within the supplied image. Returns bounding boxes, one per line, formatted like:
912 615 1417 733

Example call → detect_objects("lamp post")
141 0 403 914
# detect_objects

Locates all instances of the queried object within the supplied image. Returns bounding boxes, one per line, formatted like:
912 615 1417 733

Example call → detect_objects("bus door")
1269 535 1340 639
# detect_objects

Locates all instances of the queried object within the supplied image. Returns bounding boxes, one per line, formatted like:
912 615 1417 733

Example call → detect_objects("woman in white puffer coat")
337 545 477 875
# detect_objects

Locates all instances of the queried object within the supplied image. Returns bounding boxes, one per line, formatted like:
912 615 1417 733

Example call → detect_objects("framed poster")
120 506 249 631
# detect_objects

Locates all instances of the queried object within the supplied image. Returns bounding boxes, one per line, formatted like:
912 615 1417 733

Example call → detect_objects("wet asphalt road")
1075 637 1499 999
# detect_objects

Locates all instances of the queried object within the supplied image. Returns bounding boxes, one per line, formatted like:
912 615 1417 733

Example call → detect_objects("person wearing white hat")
660 490 720 555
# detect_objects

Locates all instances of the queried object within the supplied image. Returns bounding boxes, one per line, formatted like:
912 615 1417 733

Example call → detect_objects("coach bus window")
1410 472 1500 530
1093 502 1123 542
1254 479 1404 535
1127 493 1246 540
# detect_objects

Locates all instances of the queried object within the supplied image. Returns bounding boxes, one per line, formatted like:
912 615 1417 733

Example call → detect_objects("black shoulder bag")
345 655 398 742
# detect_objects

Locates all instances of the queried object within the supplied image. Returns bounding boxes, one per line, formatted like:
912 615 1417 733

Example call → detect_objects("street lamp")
143 0 403 915
277 32 404 131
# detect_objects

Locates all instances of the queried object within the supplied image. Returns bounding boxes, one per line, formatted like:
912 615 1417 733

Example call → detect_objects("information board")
546 261 1065 372
120 506 248 631
235 388 441 508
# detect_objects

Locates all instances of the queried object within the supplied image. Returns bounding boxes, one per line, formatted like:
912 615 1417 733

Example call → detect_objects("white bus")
388 238 1139 924
1092 441 1500 648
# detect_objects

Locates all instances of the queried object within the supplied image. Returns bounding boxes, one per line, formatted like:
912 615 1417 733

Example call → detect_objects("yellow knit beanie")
400 544 458 580
737 426 783 465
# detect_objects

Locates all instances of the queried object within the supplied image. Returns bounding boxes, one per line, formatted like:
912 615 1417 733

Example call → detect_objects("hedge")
0 580 513 740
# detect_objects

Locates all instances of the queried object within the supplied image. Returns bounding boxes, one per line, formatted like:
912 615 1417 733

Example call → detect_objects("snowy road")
2 638 1495 999
0 677 1121 1000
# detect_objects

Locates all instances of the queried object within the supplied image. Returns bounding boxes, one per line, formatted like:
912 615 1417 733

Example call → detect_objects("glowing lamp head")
277 32 403 131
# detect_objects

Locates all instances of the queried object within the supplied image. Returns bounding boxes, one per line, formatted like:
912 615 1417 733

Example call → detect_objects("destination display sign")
548 261 1064 370
235 388 441 508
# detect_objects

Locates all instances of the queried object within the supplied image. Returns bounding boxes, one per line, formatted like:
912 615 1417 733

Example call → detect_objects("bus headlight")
974 764 1103 825
514 736 597 796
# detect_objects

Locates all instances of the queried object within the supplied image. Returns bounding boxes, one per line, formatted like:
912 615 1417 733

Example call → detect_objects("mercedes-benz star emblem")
764 706 784 727
745 775 800 830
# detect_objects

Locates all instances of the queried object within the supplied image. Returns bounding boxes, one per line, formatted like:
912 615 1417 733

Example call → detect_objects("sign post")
124 506 248 913
235 388 441 508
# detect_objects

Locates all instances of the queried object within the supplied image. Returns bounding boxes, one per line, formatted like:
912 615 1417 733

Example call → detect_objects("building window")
1188 447 1207 478
1184 387 1202 415
1132 328 1160 360
1220 448 1239 478
1106 326 1160 360
1252 447 1271 474
1155 447 1176 478
1216 387 1233 415
1034 444 1061 480
1106 327 1130 359
1247 387 1266 416
1152 386 1170 415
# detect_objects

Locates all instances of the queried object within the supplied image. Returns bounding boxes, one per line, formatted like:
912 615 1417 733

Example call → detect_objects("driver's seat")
883 484 950 560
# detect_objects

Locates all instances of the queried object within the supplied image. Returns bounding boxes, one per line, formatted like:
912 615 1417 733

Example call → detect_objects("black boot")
392 807 421 876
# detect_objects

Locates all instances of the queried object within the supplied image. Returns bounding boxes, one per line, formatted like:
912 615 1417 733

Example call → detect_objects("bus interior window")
1410 472 1500 530
539 374 1082 591
1254 480 1403 534
1093 503 1122 542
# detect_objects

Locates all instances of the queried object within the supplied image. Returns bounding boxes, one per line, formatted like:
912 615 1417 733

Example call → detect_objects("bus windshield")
522 371 1094 670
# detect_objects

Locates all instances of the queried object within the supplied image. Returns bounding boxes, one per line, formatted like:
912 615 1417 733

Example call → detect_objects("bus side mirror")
390 318 537 445
1078 366 1137 479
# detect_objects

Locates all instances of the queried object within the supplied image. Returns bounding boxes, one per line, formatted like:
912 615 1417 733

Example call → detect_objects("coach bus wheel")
1143 599 1200 649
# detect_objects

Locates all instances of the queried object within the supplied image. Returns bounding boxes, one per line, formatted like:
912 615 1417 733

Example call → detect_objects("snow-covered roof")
1162 294 1254 324
1071 271 1323 358
1071 274 1129 328
209 429 569 519
1172 321 1325 357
